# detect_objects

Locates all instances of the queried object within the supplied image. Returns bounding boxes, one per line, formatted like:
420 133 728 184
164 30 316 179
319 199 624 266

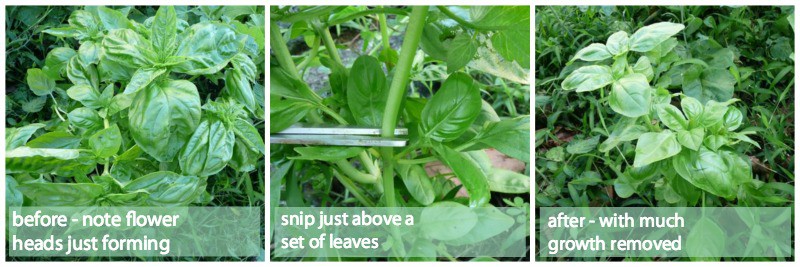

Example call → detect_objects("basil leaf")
89 124 122 158
123 171 207 206
347 56 388 127
609 73 651 118
486 168 529 194
78 41 100 66
419 201 478 241
682 66 736 104
397 164 435 205
632 56 654 82
18 182 104 206
561 65 613 92
229 138 260 172
567 135 600 154
571 43 611 62
723 106 743 131
173 22 241 75
179 119 235 177
68 107 103 131
43 47 77 80
605 31 629 55
66 56 100 90
634 130 681 167
421 72 481 142
676 127 705 151
419 24 448 61
686 217 725 261
151 6 178 58
269 97 313 133
290 146 363 161
26 68 56 96
681 95 704 121
672 148 751 200
432 143 491 207
656 103 688 131
124 67 167 95
6 123 45 151
628 22 685 52
26 131 82 149
96 6 132 31
491 23 530 68
6 147 94 176
445 205 515 246
447 33 478 73
102 29 157 67
129 79 201 162
67 84 102 108
225 68 257 113
472 116 530 162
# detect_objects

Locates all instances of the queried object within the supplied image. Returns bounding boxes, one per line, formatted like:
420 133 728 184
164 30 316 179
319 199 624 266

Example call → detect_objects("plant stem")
378 11 391 51
270 20 300 79
335 159 378 184
397 156 438 165
333 170 375 207
326 7 410 27
379 6 428 208
317 23 344 68
296 35 320 71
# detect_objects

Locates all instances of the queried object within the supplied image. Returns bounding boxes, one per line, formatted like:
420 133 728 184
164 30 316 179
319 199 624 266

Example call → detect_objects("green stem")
378 11 391 51
335 159 377 184
316 22 344 68
379 6 428 208
296 35 320 71
270 20 300 79
326 7 410 27
333 170 375 207
397 156 437 165
436 6 506 31
359 152 381 178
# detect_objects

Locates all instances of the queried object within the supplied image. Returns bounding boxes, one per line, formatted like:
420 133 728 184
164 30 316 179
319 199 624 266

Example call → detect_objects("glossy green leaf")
432 143 491 207
151 6 178 58
269 98 313 133
672 148 752 199
561 65 613 92
26 68 56 96
605 31 629 55
68 107 102 131
628 22 685 52
419 24 448 61
598 119 648 152
486 168 529 193
571 43 611 62
723 107 743 131
421 73 481 142
89 125 122 158
232 118 264 154
96 6 132 31
634 130 681 167
78 41 100 66
67 84 102 108
123 171 207 206
446 34 478 73
609 73 651 117
632 56 654 82
102 29 156 67
26 131 81 149
472 116 530 162
6 123 45 151
445 205 515 246
491 23 530 68
229 137 259 172
656 104 687 131
225 68 256 113
419 201 478 240
703 134 727 151
179 119 235 177
397 164 435 205
17 182 104 206
43 47 77 80
471 6 529 29
567 135 599 154
683 67 736 104
347 56 388 127
173 22 241 75
124 68 167 94
681 96 704 121
129 79 201 162
677 127 705 151
5 147 94 176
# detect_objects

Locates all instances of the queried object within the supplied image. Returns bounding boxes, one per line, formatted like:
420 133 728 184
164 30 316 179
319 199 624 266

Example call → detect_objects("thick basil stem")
270 20 300 79
380 6 428 207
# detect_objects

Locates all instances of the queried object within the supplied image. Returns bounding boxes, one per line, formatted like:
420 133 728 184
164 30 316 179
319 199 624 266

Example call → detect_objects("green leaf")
723 107 743 131
290 146 363 161
43 47 77 80
545 146 565 162
683 67 736 104
124 68 167 95
123 171 207 206
68 107 103 131
681 96 704 121
421 73 481 142
432 143 491 207
179 119 235 177
229 137 260 172
686 217 725 261
96 6 132 31
561 65 613 92
491 23 530 68
605 31 629 55
173 22 242 75
672 148 751 200
129 79 201 162
66 56 99 89
67 84 102 108
486 168 529 193
628 22 685 52
598 119 648 152
634 130 681 167
17 182 104 206
609 73 651 117
472 116 530 162
151 6 178 58
445 205 515 246
78 41 101 66
703 134 727 151
632 56 654 82
677 128 705 151
102 29 156 67
656 104 687 131
89 125 122 158
731 132 760 148
5 147 93 176
470 6 529 29
6 123 45 151
447 33 478 73
347 56 388 127
225 68 256 113
419 24 448 61
269 98 313 133
26 131 82 149
68 10 99 38
232 118 264 155
6 176 23 208
397 164 435 205
419 201 478 241
26 68 56 96
567 135 600 154
571 43 611 62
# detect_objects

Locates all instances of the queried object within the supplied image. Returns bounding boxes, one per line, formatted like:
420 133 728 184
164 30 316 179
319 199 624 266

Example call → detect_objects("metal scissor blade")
270 134 407 147
277 123 408 136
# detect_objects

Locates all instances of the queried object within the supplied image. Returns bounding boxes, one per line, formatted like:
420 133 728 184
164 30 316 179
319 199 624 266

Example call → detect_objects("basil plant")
562 22 759 203
6 6 265 207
